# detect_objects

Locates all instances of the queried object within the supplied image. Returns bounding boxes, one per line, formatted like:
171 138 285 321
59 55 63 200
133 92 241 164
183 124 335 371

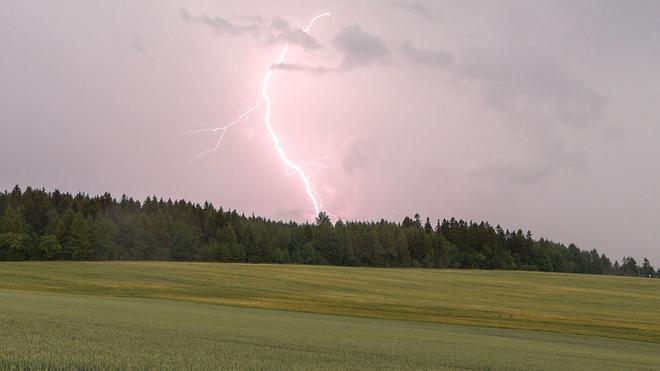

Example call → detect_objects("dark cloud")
271 62 331 75
333 25 390 69
469 137 589 187
271 26 390 74
391 1 434 19
180 9 320 50
180 9 257 36
264 16 321 50
469 134 589 188
456 45 602 196
270 16 289 31
273 30 453 75
459 47 607 129
400 42 453 68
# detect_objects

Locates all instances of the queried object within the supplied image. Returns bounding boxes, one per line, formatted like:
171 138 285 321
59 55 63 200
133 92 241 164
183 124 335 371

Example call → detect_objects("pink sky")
1 0 659 263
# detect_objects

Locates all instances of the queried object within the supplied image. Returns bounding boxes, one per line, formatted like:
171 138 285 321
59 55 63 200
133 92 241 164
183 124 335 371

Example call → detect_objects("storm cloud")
1 0 659 265
390 1 435 19
333 25 391 69
400 42 453 68
181 9 321 50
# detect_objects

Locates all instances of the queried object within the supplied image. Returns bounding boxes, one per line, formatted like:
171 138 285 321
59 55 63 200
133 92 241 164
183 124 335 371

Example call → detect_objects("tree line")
0 186 657 278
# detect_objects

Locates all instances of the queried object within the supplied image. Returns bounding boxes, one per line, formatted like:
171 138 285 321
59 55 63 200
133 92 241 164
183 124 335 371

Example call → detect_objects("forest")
0 186 657 277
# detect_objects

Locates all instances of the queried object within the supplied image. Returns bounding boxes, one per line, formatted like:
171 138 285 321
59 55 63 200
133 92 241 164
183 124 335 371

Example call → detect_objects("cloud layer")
333 25 391 69
180 9 321 50
390 1 435 19
2 1 659 265
400 42 453 68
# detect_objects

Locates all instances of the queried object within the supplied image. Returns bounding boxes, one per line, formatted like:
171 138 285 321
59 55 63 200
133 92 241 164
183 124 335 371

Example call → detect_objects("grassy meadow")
1 262 660 369
2 290 660 370
2 262 659 342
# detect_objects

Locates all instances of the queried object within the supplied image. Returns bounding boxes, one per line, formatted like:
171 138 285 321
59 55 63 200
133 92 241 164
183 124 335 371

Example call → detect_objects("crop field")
1 262 659 369
2 290 660 370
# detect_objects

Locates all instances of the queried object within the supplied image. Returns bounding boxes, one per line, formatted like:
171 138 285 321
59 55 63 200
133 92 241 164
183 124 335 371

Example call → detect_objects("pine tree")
93 215 119 260
424 217 433 234
64 213 93 260
0 207 31 259
641 258 655 278
0 185 647 276
215 224 240 262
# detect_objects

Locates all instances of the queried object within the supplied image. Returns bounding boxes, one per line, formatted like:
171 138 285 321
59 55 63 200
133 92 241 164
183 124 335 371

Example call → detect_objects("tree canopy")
0 186 655 277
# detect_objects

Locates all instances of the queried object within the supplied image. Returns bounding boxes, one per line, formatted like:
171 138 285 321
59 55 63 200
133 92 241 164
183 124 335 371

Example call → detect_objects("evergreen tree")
0 185 653 277
64 213 93 260
622 257 639 276
424 217 433 234
0 207 31 259
641 258 655 278
93 215 119 260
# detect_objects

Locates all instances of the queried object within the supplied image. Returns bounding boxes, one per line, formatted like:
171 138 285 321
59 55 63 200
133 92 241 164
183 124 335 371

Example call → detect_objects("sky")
1 0 659 263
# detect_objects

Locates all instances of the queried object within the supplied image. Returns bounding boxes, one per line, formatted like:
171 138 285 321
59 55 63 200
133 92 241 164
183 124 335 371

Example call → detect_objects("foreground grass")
1 290 659 370
1 262 659 343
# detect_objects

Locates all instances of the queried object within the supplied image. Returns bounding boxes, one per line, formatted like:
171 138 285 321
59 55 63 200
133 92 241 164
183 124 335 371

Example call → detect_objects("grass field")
2 290 660 370
1 262 660 369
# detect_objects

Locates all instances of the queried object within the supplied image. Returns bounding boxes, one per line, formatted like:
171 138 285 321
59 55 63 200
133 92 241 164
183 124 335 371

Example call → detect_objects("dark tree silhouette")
0 186 655 277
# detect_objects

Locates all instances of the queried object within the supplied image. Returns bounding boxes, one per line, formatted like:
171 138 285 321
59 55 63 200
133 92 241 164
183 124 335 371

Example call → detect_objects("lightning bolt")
187 12 331 218
184 101 260 168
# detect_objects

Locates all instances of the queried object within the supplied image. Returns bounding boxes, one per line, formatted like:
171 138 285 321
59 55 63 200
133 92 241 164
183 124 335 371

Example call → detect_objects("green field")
1 262 660 370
